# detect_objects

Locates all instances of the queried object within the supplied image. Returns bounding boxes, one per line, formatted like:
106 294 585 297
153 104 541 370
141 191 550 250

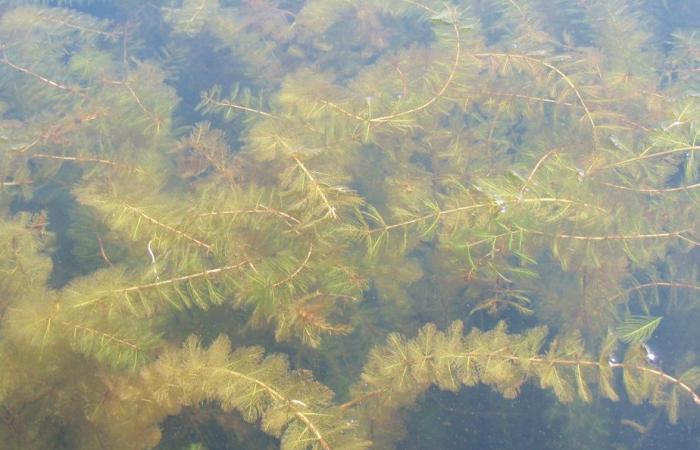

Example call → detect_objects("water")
0 1 698 449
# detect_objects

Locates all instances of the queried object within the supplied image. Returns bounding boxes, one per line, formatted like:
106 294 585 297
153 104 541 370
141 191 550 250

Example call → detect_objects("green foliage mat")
1 1 699 449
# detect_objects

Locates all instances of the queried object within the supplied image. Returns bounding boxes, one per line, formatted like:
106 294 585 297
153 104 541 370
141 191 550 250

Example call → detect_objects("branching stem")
605 282 700 305
273 244 313 288
219 367 332 450
0 46 85 95
122 203 213 252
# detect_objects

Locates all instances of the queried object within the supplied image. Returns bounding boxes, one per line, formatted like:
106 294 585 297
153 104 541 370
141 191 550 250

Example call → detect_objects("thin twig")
370 197 605 234
219 367 332 450
1 180 32 187
602 146 700 169
61 320 142 351
473 52 598 146
528 228 696 243
339 389 384 410
273 244 313 288
518 149 557 197
122 203 213 252
96 233 114 267
605 282 700 305
0 46 85 95
200 94 276 118
292 155 337 220
71 261 250 310
121 261 249 293
32 153 116 166
199 205 301 226
600 181 700 194
370 22 461 123
40 14 122 39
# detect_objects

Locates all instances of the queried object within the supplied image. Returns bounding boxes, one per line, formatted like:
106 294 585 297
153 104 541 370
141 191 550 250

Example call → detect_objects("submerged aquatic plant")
0 0 699 449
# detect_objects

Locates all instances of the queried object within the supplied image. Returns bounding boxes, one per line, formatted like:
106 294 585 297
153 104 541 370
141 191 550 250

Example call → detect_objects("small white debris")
494 195 507 213
643 343 658 363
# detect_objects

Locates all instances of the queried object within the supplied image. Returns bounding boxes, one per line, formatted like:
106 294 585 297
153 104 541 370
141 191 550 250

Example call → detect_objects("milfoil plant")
0 1 699 449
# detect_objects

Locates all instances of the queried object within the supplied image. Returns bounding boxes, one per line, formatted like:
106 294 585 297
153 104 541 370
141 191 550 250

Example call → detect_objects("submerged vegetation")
0 0 699 448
